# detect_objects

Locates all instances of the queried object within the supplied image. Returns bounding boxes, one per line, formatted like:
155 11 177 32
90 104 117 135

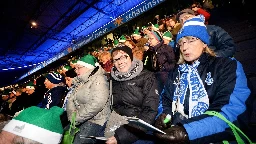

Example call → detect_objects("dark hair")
191 2 202 8
111 45 133 61
65 68 77 78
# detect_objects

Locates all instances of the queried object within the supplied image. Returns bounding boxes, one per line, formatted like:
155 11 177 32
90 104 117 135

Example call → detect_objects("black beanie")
111 45 133 61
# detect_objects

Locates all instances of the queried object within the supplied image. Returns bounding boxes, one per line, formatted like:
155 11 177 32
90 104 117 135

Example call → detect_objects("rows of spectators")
0 2 255 144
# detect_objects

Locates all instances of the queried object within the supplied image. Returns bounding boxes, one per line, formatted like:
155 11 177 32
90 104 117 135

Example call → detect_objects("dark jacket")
112 68 159 144
143 41 176 72
38 85 67 109
162 53 254 143
207 25 236 57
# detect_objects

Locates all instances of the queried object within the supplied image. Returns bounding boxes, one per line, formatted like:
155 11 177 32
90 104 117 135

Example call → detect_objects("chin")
118 68 129 73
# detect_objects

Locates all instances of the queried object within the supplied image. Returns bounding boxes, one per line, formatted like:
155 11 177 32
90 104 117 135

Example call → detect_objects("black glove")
155 113 170 130
155 125 189 144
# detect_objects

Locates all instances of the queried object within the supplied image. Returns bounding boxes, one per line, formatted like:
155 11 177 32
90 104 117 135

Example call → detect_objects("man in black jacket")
38 72 67 109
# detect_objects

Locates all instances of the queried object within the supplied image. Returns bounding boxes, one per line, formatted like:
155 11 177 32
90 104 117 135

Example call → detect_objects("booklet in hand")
126 117 166 134
80 135 108 141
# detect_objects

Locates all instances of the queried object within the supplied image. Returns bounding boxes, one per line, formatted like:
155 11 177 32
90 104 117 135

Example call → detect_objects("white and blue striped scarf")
172 60 209 118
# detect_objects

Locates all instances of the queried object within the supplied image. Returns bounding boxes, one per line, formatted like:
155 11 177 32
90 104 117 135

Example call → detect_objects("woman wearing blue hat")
154 16 254 143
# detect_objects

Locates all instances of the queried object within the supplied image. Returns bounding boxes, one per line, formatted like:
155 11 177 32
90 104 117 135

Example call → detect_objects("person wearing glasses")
106 46 159 144
154 16 254 143
66 54 110 144
176 9 236 58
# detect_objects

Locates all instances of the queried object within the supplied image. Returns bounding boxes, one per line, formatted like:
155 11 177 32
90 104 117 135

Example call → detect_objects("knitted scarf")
172 60 209 118
111 58 143 81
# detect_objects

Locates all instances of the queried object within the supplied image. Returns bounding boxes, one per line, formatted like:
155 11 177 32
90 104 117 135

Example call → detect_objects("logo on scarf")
191 102 209 117
205 72 214 85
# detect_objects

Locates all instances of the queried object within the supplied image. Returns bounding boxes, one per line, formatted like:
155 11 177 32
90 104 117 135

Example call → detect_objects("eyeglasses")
112 55 129 63
177 37 199 47
75 66 85 71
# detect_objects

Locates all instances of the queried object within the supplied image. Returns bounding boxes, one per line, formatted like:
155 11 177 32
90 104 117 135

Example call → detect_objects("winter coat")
143 41 176 72
207 25 236 57
38 85 67 109
67 66 110 126
143 41 176 89
162 53 254 143
111 59 159 144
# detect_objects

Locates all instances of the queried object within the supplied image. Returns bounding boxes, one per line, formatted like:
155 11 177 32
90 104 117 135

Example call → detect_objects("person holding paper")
106 45 159 144
154 16 255 143
66 54 110 144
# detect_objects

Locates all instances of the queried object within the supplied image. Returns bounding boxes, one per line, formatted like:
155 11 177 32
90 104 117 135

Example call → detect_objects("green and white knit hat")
152 24 159 31
163 31 173 40
2 89 11 96
70 59 78 65
77 54 98 69
113 39 119 46
142 26 147 30
62 65 71 71
132 27 141 37
119 35 126 43
3 106 64 144
26 81 35 89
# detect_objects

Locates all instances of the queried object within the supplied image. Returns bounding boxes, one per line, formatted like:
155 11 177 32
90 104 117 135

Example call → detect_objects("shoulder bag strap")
205 111 254 144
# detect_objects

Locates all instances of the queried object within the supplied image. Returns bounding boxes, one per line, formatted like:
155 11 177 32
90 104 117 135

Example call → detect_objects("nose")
181 43 189 52
117 60 123 65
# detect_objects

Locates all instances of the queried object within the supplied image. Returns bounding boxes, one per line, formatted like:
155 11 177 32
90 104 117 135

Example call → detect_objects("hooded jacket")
67 66 110 126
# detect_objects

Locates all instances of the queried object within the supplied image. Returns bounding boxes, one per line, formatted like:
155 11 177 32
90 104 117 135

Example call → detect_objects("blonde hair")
177 38 216 64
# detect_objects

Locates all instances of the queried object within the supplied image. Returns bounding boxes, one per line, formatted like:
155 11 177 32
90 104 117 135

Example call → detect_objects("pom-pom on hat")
26 81 35 89
176 15 209 45
163 31 173 40
45 72 64 84
3 106 64 144
111 45 133 61
77 54 98 69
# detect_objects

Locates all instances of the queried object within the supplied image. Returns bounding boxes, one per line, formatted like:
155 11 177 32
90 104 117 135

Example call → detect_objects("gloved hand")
155 125 189 144
155 113 169 130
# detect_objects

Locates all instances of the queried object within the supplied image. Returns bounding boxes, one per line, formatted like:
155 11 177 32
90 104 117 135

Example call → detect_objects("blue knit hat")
45 72 64 84
176 15 209 45
150 31 162 42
